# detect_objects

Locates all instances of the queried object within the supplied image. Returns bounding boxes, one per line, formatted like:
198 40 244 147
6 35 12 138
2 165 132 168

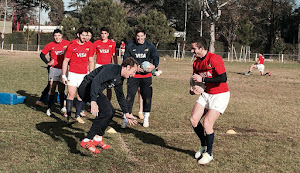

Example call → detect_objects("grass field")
0 50 299 172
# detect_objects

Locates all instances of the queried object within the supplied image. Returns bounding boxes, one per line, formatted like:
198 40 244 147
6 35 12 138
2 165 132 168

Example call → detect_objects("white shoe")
195 146 207 159
46 109 51 116
143 121 149 127
198 152 213 164
60 107 67 114
121 118 128 128
245 73 250 76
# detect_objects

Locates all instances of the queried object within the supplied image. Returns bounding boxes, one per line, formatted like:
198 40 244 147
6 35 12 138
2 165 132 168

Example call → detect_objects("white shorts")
121 49 125 52
256 64 265 72
95 63 103 69
67 72 86 87
196 91 230 114
49 67 62 82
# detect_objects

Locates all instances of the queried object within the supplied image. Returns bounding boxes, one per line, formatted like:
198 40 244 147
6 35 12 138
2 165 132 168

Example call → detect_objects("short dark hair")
100 27 109 33
191 37 207 50
77 27 88 35
121 57 138 67
134 26 145 35
53 29 62 36
87 27 93 35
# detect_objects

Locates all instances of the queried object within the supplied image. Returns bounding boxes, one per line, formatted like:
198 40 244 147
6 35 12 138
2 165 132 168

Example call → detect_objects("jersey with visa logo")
64 42 93 74
124 40 159 78
193 52 229 94
94 39 116 65
121 43 125 50
42 40 70 69
258 55 265 64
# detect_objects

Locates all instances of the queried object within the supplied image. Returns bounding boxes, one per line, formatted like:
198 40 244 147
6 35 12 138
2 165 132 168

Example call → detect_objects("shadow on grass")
233 72 247 75
17 90 46 113
110 109 195 158
36 115 88 156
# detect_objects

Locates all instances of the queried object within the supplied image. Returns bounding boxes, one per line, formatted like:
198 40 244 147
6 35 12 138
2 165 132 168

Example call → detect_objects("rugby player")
40 29 70 116
62 27 95 124
245 53 271 76
78 57 138 154
190 37 230 164
93 27 117 101
121 26 159 128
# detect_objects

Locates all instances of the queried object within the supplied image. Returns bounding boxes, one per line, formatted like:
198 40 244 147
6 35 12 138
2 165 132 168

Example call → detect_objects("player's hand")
48 59 54 66
190 86 202 95
90 101 99 117
125 113 138 125
192 74 202 83
62 75 68 85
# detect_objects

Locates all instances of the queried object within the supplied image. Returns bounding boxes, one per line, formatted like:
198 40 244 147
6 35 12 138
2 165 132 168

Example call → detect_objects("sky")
41 0 300 25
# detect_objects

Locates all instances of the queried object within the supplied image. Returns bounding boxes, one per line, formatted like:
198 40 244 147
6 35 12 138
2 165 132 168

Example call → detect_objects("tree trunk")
210 22 215 53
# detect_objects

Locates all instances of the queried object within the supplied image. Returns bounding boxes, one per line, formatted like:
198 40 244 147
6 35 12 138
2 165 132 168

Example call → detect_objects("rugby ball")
141 61 151 71
190 77 205 94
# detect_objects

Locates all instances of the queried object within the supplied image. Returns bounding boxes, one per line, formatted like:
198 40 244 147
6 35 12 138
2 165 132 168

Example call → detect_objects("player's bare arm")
62 57 70 84
88 56 95 72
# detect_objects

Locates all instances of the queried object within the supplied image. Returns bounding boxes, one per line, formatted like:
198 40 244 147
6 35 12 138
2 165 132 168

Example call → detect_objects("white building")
23 25 63 33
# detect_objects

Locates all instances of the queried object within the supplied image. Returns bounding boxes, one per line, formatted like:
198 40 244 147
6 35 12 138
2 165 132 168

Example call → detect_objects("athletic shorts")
121 49 125 52
95 63 103 69
67 72 86 87
196 91 230 114
256 64 265 72
49 67 62 82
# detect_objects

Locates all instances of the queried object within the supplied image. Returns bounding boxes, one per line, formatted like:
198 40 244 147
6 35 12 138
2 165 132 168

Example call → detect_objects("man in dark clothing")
78 57 138 154
122 26 159 128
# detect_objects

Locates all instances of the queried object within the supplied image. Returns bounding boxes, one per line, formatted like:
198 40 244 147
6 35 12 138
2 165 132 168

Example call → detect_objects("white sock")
93 136 103 141
83 138 90 142
144 112 150 122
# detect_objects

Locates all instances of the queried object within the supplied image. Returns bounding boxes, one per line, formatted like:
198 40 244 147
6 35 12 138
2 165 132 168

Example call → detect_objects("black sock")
247 71 251 74
206 132 214 156
48 94 55 109
66 99 73 117
75 100 84 118
81 102 86 112
59 94 65 108
193 122 207 147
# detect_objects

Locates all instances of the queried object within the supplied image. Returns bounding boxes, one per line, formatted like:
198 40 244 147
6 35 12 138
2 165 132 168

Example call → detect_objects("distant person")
62 27 95 124
190 37 230 165
121 26 159 128
120 40 126 60
93 27 117 101
78 58 138 154
245 53 271 76
41 29 70 116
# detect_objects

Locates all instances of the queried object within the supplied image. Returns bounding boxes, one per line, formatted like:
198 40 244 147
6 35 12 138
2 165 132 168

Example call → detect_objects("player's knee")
190 117 198 127
203 120 213 131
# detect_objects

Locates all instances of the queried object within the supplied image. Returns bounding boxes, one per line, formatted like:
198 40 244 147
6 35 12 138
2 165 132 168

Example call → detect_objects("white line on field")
0 130 17 133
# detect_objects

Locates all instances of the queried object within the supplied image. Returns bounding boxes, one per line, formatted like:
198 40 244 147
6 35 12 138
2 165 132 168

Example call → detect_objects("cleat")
138 112 144 120
36 101 47 107
143 121 149 127
244 73 250 76
46 109 51 116
198 152 213 165
80 140 100 154
195 146 207 159
92 140 111 149
268 72 271 76
121 118 128 128
60 107 67 114
76 117 85 124
80 111 87 117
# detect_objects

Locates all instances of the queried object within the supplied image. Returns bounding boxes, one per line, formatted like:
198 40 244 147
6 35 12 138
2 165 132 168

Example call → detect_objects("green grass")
0 51 299 172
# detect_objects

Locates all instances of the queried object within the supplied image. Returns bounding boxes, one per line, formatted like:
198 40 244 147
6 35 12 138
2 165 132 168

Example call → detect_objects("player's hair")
134 26 145 35
121 57 138 67
87 27 93 35
100 27 109 33
53 29 62 36
191 37 207 50
77 27 88 35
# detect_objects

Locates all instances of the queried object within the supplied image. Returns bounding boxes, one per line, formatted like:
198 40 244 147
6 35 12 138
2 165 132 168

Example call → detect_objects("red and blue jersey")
193 52 229 94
